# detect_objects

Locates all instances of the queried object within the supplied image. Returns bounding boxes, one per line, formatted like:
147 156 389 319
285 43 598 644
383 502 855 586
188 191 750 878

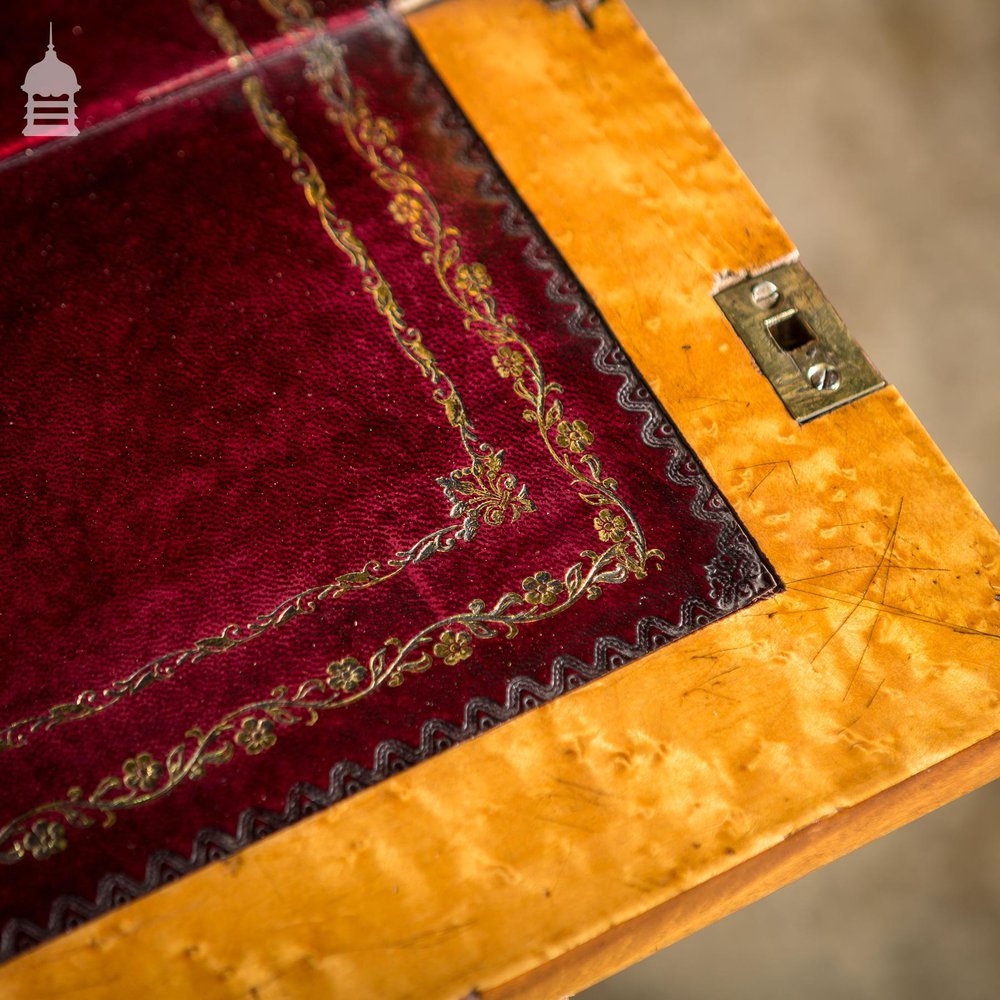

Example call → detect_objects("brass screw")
808 362 841 391
750 280 780 309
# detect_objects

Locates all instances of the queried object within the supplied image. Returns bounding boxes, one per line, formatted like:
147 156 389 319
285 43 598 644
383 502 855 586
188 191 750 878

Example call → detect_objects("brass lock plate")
714 261 885 422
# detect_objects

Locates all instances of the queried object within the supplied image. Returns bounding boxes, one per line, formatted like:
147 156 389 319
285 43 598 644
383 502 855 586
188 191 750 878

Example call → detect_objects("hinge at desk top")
714 261 885 423
540 0 607 30
395 0 606 27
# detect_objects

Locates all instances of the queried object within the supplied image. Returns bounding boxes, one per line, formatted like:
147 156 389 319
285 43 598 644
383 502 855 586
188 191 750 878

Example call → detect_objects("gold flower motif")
122 752 164 793
22 820 67 860
327 656 367 693
555 418 594 455
235 717 277 756
522 570 565 607
594 509 628 543
454 262 492 300
491 346 525 380
388 192 422 225
358 115 396 148
432 629 472 665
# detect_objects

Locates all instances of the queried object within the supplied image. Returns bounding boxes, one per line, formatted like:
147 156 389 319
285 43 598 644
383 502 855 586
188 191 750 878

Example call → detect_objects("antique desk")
1 1 998 996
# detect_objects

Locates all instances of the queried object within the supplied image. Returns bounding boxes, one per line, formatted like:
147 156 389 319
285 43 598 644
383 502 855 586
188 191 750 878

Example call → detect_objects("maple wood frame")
4 1 999 997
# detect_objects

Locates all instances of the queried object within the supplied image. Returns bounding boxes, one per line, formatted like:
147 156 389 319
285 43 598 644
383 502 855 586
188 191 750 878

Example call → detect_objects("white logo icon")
22 24 80 138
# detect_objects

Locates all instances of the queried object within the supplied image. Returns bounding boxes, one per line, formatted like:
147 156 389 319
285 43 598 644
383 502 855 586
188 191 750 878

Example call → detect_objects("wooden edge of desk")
486 729 1000 998
2 1 997 997
405 1 1000 990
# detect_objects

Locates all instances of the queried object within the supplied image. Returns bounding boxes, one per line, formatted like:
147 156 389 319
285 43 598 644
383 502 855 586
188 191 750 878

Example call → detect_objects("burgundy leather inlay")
0 2 779 957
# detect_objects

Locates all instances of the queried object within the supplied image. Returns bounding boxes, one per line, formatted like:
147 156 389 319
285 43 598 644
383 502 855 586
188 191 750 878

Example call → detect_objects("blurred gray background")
585 1 1000 998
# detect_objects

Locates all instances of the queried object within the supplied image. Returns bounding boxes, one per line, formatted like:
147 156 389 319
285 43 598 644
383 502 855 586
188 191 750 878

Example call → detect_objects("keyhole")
766 311 815 353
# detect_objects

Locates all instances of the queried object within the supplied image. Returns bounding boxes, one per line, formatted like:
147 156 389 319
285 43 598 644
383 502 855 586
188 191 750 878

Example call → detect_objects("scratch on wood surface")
748 464 779 498
880 511 901 602
842 613 881 702
684 686 738 704
864 676 886 708
702 664 744 684
750 605 830 619
691 644 754 661
787 587 1000 642
534 814 596 833
727 459 799 496
683 397 751 414
681 661 748 704
789 565 882 586
360 921 476 953
810 499 903 666
552 776 614 799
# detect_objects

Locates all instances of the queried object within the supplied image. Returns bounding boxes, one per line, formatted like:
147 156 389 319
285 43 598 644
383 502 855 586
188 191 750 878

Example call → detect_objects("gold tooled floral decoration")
431 630 472 666
0 3 538 757
0 2 666 864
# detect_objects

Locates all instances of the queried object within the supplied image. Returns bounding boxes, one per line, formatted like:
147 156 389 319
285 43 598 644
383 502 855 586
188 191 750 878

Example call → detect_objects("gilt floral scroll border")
0 5 778 960
0 0 667 867
0 35 539 754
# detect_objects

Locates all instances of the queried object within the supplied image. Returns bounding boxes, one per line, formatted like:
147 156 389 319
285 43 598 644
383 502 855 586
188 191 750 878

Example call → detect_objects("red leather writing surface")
0 1 778 958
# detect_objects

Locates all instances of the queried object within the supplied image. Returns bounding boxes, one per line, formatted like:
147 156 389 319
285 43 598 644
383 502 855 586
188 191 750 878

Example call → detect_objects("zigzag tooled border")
0 11 779 962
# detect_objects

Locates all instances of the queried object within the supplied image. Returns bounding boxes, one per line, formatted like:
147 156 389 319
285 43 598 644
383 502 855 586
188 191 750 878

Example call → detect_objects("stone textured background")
585 1 1000 997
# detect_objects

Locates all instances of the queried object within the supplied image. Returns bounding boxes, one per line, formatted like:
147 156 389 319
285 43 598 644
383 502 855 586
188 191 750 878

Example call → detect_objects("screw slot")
807 362 841 392
750 280 780 310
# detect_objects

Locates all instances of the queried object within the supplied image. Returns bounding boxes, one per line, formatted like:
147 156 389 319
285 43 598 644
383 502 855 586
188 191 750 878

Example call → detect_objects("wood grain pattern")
2 0 998 996
488 729 1000 1000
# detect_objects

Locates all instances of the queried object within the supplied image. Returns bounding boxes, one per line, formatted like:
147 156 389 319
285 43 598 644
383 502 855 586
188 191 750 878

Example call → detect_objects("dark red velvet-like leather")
0 2 778 957
1 1 371 159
